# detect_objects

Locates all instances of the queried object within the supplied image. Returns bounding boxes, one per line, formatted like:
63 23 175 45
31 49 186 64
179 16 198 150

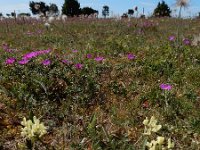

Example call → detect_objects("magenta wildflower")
26 31 34 35
37 49 51 55
169 36 175 41
127 53 136 60
72 49 78 53
62 59 72 65
94 56 104 62
74 63 83 69
160 84 172 91
2 44 9 51
183 38 191 45
5 57 16 65
23 52 38 59
42 59 51 66
86 54 92 59
18 59 29 65
37 30 43 34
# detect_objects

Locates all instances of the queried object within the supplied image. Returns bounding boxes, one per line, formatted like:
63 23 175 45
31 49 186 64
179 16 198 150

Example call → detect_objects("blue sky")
0 0 199 17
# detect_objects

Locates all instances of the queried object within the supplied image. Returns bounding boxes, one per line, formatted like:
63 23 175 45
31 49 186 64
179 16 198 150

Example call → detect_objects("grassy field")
0 17 200 149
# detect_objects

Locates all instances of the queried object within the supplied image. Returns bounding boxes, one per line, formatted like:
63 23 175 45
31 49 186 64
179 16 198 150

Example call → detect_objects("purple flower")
37 49 51 55
2 44 9 51
18 59 29 65
23 52 38 59
42 59 51 66
37 30 43 34
62 59 72 65
94 56 104 62
127 53 136 60
72 49 78 53
160 84 172 91
5 57 16 65
74 63 83 69
26 31 34 35
183 38 191 45
169 36 175 41
86 54 92 59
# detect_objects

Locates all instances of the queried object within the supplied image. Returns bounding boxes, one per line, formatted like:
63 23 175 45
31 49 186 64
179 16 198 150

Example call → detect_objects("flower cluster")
146 136 165 150
143 116 162 135
143 116 175 150
146 137 174 150
21 116 47 140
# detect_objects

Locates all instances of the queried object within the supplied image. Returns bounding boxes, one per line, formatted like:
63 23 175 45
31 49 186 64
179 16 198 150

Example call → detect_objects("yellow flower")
143 117 149 125
146 140 157 150
143 116 162 135
21 116 47 140
157 136 165 145
167 138 175 149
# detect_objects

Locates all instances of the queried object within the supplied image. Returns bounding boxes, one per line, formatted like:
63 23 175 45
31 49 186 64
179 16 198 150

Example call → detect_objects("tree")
48 3 59 16
62 0 80 17
29 1 49 16
153 1 171 17
0 13 3 17
18 13 31 17
11 12 16 18
121 13 128 18
6 14 10 17
128 9 134 17
81 7 98 16
102 5 109 18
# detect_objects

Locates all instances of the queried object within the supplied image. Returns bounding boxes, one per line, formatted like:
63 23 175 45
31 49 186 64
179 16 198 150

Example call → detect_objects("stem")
177 6 183 47
178 6 182 19
165 91 168 108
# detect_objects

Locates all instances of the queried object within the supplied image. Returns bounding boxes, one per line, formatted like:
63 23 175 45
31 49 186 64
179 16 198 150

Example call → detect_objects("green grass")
0 17 200 149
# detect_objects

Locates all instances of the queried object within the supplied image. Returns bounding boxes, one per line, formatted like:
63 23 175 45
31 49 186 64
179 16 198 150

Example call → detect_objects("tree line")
29 0 101 17
1 0 200 18
28 0 172 18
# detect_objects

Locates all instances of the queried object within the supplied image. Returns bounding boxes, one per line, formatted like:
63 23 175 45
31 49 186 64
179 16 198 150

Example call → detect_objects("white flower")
44 22 50 28
62 15 67 22
192 34 200 46
176 0 189 7
48 16 55 23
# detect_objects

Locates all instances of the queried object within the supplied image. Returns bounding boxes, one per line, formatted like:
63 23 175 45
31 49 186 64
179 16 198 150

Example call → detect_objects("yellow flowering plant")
143 116 162 135
21 116 47 141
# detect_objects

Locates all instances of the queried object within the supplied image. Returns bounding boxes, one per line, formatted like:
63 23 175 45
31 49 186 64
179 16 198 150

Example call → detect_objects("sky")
0 0 199 17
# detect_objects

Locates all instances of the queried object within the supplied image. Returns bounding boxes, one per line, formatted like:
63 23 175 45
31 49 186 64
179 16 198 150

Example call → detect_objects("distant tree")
0 13 3 17
29 1 49 16
11 12 16 18
6 14 10 17
121 13 128 18
48 3 59 16
62 0 81 17
18 13 31 17
153 1 171 17
102 5 109 18
128 9 134 17
81 7 98 16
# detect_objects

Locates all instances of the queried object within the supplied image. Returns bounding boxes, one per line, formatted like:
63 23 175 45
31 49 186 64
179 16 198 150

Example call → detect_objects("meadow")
0 17 200 149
